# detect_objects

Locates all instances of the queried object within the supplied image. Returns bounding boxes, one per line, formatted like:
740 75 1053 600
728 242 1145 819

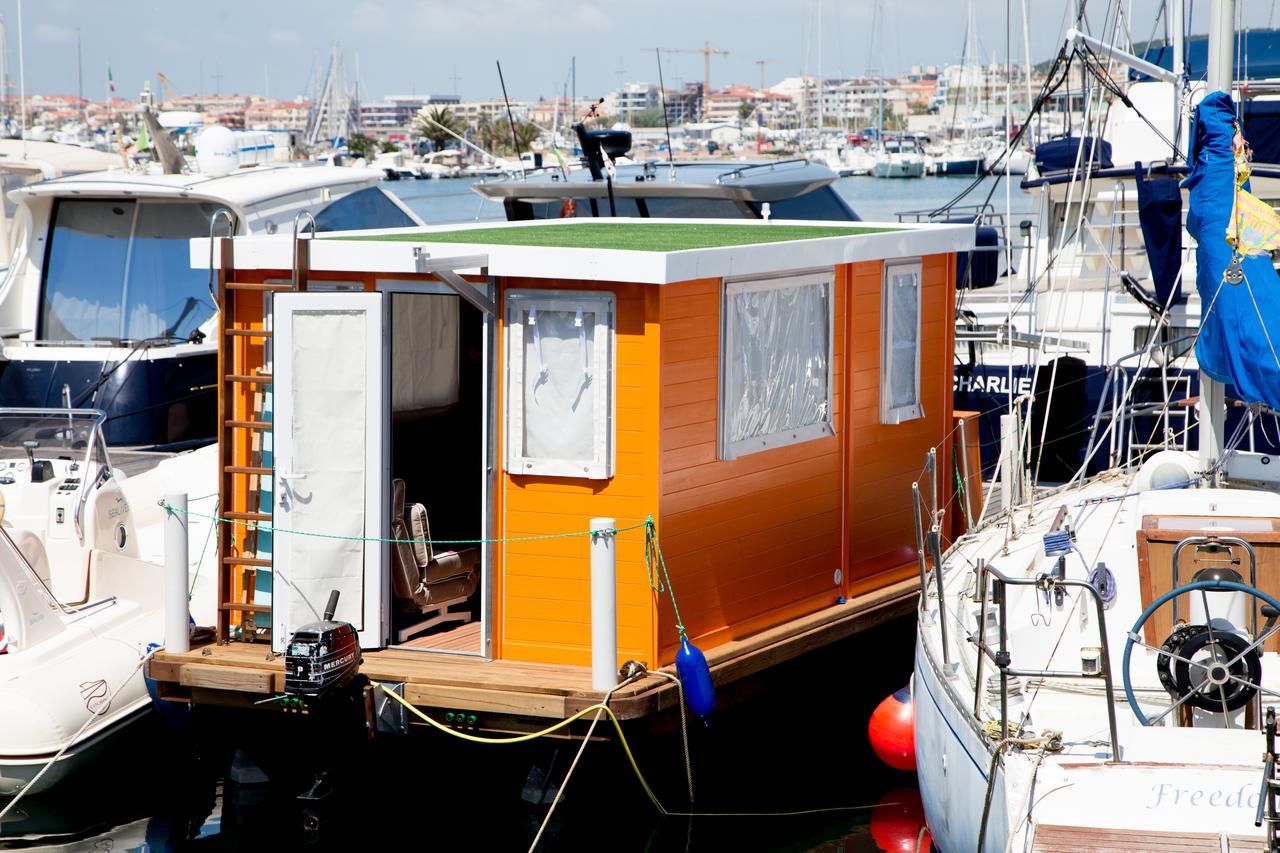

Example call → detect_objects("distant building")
703 85 796 128
604 82 660 123
451 99 529 129
360 94 459 139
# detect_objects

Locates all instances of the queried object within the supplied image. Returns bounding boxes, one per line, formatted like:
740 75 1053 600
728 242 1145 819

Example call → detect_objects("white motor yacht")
871 136 926 178
0 148 420 448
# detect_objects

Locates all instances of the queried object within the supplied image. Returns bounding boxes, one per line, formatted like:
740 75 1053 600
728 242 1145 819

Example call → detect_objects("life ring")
559 198 577 218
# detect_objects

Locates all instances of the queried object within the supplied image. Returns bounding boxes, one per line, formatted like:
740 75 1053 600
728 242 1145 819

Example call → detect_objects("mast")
1199 0 1233 480
1172 0 1188 153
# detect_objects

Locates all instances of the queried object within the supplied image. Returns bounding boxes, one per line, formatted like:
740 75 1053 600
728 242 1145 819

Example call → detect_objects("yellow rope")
378 686 880 819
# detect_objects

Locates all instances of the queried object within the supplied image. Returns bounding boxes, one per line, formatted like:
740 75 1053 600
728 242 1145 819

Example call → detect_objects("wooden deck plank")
403 683 568 718
1032 824 1231 852
179 663 274 694
399 621 482 653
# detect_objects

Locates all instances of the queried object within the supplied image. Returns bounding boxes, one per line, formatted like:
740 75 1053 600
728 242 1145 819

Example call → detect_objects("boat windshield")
39 198 221 344
0 410 107 468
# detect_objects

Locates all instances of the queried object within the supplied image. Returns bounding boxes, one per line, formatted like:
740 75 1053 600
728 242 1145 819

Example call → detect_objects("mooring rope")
378 685 882 821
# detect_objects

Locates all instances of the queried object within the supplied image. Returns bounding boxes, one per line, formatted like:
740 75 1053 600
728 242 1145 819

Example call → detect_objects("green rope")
642 515 686 640
166 505 691 642
163 502 648 546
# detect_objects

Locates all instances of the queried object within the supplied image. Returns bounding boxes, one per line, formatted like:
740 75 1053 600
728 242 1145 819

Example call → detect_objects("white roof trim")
191 218 976 285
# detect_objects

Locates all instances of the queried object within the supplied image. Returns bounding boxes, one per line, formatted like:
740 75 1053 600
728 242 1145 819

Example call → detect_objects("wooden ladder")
215 236 309 642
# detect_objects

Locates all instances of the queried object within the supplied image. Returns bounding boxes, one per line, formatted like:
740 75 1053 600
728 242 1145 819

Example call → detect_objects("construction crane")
651 41 729 105
754 59 780 92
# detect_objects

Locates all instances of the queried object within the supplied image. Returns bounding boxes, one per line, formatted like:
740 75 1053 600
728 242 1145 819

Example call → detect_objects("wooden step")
225 373 272 385
224 511 271 522
224 465 272 476
219 602 271 613
223 556 271 568
223 328 273 338
227 281 293 292
224 419 271 430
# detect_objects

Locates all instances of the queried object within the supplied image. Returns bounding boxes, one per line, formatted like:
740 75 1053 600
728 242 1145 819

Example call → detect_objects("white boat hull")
915 631 1009 852
872 159 925 178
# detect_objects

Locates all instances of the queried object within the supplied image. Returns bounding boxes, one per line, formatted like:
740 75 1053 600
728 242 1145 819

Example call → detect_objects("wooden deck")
1031 824 1265 852
148 576 916 725
399 621 483 653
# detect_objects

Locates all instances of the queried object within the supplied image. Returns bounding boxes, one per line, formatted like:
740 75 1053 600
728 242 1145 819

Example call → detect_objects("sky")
6 0 1279 102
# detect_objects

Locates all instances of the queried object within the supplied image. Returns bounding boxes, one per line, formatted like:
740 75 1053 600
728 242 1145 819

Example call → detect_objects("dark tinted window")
315 187 416 231
524 195 745 219
524 197 643 218
642 197 746 218
41 199 219 342
747 187 860 222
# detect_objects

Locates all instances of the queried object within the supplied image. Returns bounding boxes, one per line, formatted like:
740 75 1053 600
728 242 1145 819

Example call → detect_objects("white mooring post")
164 492 190 654
590 517 618 692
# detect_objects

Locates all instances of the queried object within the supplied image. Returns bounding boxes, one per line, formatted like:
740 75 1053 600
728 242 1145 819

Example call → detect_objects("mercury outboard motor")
285 590 362 699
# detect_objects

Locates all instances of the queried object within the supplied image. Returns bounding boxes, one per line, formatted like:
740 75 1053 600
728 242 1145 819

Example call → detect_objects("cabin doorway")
385 288 489 656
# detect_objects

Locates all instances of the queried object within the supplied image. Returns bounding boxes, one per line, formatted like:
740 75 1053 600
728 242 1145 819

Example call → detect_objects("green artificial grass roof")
343 221 897 252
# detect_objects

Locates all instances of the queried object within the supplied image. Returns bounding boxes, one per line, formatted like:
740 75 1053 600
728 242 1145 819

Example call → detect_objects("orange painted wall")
844 254 955 596
495 277 662 668
653 256 955 664
654 271 848 664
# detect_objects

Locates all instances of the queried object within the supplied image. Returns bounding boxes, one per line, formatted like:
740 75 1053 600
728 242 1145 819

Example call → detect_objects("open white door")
272 292 387 652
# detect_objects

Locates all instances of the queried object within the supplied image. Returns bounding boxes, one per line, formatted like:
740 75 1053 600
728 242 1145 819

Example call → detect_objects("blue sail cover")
1182 91 1280 410
1135 161 1183 305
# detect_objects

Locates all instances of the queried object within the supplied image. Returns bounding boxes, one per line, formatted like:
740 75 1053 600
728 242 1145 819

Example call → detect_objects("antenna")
654 48 675 181
496 60 525 178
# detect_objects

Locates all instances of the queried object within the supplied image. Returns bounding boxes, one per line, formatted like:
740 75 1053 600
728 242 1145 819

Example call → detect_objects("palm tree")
512 121 542 154
414 106 463 152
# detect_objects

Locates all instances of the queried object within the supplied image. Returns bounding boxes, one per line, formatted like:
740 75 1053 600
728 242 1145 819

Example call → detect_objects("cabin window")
314 187 417 232
881 259 923 424
504 290 614 479
719 270 834 459
40 198 220 343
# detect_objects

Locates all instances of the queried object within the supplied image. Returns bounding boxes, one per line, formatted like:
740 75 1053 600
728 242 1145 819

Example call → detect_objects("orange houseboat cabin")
153 217 972 724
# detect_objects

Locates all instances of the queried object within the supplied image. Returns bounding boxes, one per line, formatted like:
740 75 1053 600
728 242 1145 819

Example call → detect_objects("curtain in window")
521 306 596 463
725 281 830 444
889 270 919 410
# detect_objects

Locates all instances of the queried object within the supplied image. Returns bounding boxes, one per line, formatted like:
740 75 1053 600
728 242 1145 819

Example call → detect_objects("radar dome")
195 125 238 175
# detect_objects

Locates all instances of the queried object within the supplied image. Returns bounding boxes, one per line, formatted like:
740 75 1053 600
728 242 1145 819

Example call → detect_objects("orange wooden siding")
845 254 955 595
495 278 661 668
654 271 848 664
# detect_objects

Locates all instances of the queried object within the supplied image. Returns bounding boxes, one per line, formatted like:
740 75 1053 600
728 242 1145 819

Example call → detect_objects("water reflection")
1 620 923 851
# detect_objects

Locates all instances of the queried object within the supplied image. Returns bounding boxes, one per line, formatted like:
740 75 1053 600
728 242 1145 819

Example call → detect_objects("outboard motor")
285 590 362 699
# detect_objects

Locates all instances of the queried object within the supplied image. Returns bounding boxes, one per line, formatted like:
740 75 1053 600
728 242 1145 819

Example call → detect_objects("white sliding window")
881 259 923 424
505 290 614 479
719 270 834 460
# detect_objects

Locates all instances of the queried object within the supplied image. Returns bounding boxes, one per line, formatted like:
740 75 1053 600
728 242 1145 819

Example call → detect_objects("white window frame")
880 258 924 424
505 289 615 479
718 270 835 460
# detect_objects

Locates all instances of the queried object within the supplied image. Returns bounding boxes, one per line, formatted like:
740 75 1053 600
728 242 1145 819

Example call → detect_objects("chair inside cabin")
390 477 480 643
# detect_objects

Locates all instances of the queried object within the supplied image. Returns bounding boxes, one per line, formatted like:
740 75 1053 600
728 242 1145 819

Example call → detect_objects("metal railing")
971 562 1121 761
1255 707 1280 847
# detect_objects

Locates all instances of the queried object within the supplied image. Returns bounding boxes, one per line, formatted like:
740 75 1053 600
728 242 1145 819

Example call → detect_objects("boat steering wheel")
1123 579 1280 726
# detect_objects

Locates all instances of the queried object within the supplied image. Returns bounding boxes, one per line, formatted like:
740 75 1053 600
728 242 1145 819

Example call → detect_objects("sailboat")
913 1 1280 848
